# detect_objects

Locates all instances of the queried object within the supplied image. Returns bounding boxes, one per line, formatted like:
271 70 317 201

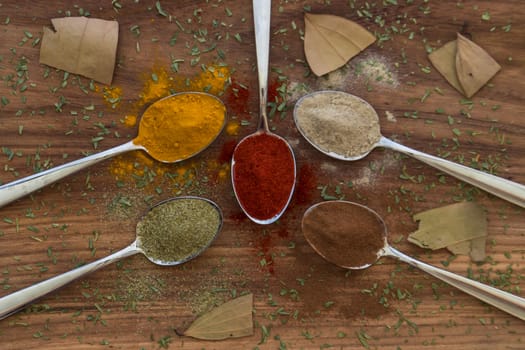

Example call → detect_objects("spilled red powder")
218 140 237 164
294 163 318 205
226 79 250 115
267 79 281 103
228 211 248 223
255 221 289 275
257 233 274 274
276 225 289 239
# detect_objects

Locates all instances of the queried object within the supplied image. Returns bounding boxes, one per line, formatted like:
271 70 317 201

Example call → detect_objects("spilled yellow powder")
138 64 230 105
103 86 123 108
140 67 174 104
217 164 229 181
226 121 240 135
184 65 230 95
204 160 230 182
123 114 137 127
109 151 199 190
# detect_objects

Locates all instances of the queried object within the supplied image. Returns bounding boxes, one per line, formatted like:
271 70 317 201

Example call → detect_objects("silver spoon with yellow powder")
0 196 223 320
0 92 226 208
294 90 525 208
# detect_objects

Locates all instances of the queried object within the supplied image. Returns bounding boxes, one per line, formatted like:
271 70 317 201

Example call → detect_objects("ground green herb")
155 1 168 17
136 198 221 263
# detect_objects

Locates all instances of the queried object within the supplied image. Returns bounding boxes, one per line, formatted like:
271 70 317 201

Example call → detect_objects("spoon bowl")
302 200 525 320
0 196 223 320
0 92 226 208
231 0 296 224
293 90 525 208
232 130 296 224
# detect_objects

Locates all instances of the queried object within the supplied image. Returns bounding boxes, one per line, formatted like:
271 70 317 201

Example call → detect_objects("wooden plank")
0 0 524 348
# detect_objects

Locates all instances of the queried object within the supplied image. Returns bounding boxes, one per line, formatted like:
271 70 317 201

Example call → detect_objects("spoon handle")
0 243 139 320
253 0 271 131
378 136 525 208
0 140 140 209
383 245 525 321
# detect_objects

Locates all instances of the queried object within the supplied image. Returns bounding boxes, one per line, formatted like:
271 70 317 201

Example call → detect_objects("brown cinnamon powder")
302 201 386 269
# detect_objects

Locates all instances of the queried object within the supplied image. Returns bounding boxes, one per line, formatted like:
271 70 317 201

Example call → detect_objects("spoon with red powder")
302 200 525 320
231 0 296 224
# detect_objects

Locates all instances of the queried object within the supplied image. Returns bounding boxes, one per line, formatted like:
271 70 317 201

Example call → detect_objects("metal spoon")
231 0 296 224
294 90 525 208
0 92 226 208
0 196 223 320
302 200 525 321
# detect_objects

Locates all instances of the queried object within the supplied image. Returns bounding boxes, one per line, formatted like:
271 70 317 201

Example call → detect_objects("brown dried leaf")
184 293 253 340
456 33 501 98
447 236 487 262
40 17 119 85
429 33 501 98
428 40 465 94
304 13 375 77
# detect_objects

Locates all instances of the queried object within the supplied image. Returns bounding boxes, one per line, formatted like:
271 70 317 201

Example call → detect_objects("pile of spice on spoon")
294 90 381 159
137 197 222 263
232 132 295 222
134 92 226 162
302 200 385 268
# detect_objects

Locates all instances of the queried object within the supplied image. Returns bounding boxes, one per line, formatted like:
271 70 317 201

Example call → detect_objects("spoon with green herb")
302 200 525 321
294 90 525 208
0 196 222 320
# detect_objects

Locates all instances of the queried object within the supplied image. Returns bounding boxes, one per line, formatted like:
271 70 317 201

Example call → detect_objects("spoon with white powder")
293 90 525 208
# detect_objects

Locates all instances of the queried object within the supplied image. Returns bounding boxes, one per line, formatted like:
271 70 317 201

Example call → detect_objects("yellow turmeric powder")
107 64 231 189
185 65 230 95
103 86 123 108
133 93 226 162
140 67 173 104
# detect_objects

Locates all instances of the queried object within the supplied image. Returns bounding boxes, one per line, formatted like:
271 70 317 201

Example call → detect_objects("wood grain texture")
0 1 524 349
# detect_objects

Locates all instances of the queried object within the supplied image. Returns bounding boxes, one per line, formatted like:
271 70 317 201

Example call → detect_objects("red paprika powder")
232 132 295 222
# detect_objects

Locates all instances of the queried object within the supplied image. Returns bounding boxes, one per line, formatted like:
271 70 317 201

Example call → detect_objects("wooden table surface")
1 1 524 349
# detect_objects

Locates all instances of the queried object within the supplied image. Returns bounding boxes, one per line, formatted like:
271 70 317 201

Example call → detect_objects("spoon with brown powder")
0 196 223 320
293 90 525 208
302 200 525 321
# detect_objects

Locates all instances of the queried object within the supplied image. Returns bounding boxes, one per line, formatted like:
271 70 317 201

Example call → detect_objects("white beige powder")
294 91 381 159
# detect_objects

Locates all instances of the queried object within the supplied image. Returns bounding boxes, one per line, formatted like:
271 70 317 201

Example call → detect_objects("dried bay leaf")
184 293 253 340
408 202 487 256
447 236 487 262
428 33 500 98
304 13 376 77
428 40 464 93
456 33 501 98
40 17 119 85
468 236 488 262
